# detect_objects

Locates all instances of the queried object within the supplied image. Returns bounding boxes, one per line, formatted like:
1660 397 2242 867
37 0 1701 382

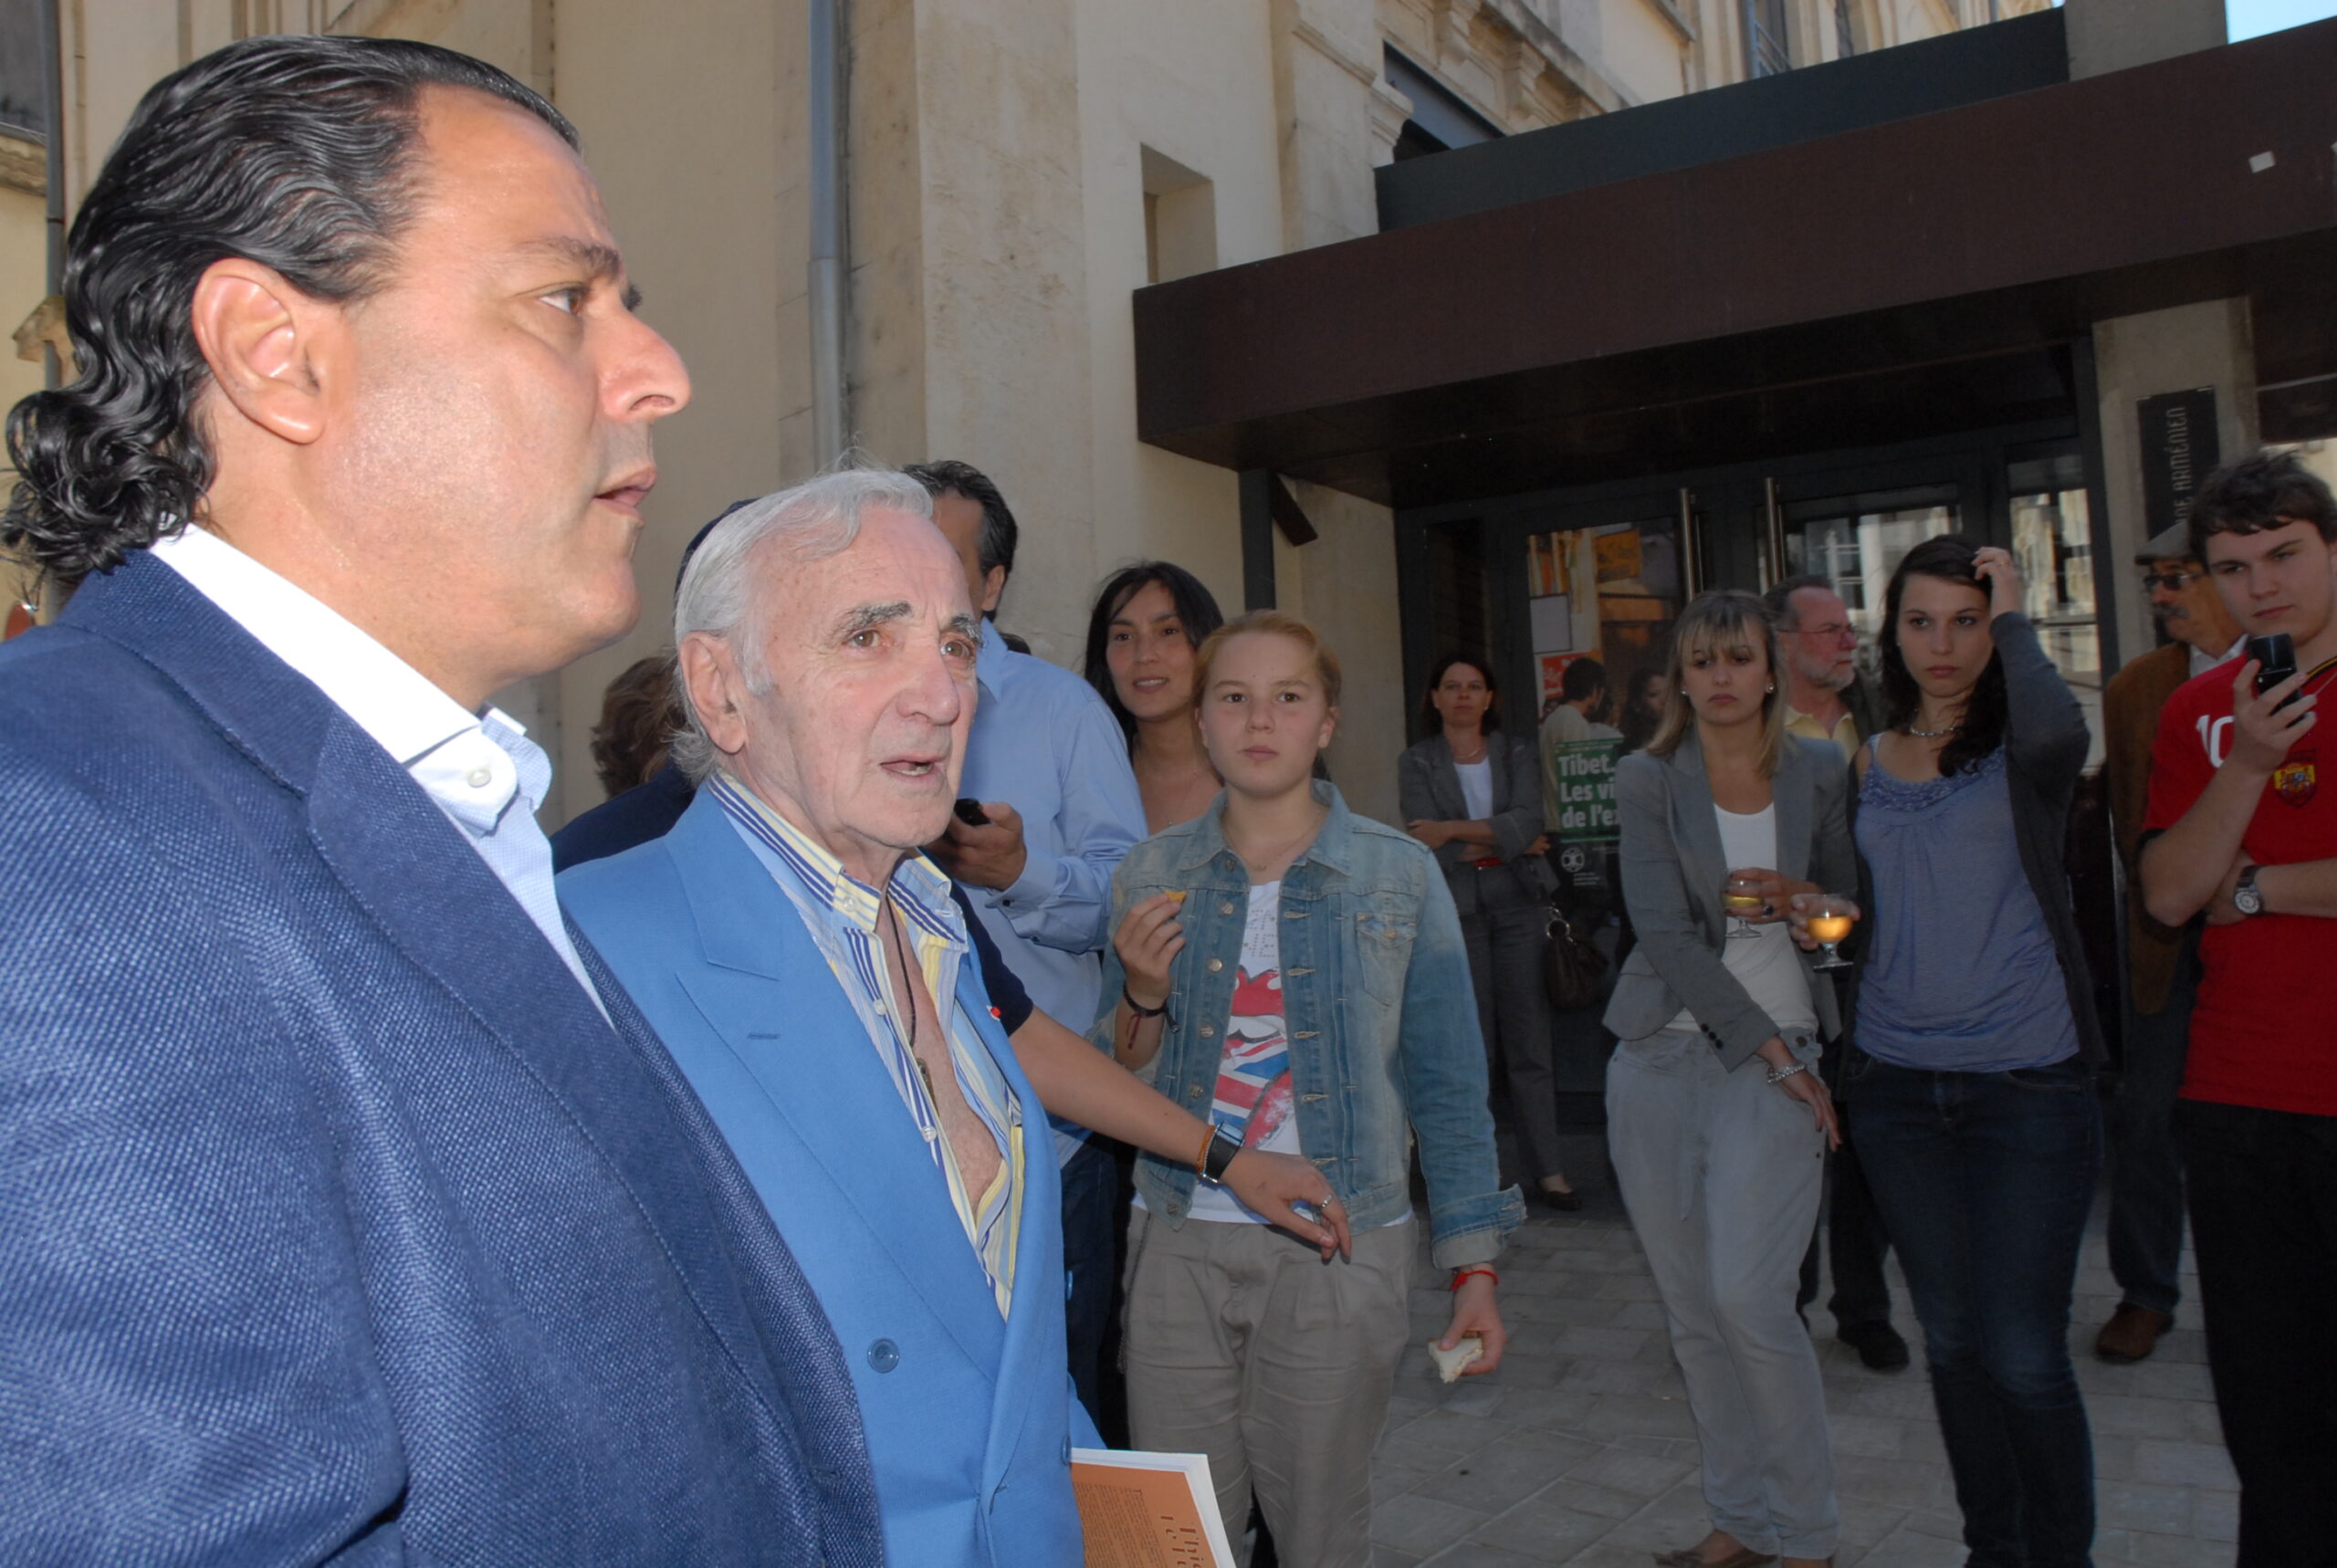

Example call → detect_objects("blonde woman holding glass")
1603 591 1857 1568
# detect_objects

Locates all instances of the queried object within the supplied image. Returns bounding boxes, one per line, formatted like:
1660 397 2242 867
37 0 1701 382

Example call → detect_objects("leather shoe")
1838 1320 1911 1373
1650 1549 1776 1568
1539 1183 1584 1212
2095 1303 2174 1364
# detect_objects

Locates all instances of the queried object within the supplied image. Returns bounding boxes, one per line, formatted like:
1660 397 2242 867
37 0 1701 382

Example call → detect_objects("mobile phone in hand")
2248 632 2300 709
952 798 991 828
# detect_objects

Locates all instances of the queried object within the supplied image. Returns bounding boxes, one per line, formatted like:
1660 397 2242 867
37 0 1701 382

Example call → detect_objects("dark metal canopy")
1133 18 2337 511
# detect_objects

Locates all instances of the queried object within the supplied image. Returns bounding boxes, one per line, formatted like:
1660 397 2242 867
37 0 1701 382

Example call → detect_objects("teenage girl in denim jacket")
1094 611 1523 1568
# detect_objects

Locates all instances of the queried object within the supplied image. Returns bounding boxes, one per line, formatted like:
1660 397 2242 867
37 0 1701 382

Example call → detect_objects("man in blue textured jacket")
0 36 878 1565
562 471 1092 1566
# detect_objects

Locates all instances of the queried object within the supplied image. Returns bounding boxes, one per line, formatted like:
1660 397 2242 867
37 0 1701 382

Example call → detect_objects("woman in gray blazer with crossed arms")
1400 654 1579 1209
1604 591 1857 1568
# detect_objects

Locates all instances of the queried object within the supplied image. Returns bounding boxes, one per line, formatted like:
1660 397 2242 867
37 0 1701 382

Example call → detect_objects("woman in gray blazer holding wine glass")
1400 654 1580 1210
1604 591 1858 1568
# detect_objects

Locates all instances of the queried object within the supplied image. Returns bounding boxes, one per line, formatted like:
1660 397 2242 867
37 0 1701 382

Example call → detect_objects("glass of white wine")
1799 894 1859 971
1723 874 1766 940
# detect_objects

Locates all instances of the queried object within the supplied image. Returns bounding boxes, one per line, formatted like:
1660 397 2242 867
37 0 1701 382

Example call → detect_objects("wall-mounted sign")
2139 388 2219 541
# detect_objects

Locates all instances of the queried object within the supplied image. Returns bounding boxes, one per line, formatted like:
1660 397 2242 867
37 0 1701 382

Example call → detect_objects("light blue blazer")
561 790 1092 1568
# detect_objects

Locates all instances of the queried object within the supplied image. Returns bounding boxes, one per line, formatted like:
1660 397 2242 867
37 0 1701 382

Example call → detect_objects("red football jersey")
2144 658 2337 1115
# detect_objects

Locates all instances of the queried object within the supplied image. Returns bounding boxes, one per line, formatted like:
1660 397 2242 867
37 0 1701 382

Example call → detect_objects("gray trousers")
1123 1207 1417 1568
1460 865 1564 1186
1608 1029 1839 1560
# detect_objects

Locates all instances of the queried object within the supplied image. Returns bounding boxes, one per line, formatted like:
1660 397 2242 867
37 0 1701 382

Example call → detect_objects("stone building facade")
2 0 2036 825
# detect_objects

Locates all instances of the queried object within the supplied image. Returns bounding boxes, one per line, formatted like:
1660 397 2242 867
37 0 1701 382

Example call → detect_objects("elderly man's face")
309 88 689 701
2143 557 2224 650
1782 585 1859 694
727 507 980 882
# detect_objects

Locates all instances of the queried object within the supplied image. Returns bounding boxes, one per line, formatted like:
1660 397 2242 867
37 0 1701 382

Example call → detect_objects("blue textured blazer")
0 554 883 1567
561 790 1090 1568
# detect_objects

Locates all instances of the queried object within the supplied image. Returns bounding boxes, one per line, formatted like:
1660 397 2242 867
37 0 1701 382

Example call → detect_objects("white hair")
668 466 936 783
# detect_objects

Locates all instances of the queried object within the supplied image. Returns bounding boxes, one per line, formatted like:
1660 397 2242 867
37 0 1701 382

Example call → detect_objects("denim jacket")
1091 782 1524 1270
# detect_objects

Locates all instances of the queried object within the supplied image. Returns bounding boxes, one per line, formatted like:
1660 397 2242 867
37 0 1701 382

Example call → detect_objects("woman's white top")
1454 758 1494 823
1664 801 1818 1036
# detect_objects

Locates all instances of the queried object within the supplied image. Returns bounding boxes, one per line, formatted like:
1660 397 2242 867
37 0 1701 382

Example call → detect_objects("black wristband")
1202 1129 1242 1184
1122 986 1168 1019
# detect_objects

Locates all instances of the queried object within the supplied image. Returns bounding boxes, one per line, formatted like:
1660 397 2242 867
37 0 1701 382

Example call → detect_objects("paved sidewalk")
1370 1150 2233 1568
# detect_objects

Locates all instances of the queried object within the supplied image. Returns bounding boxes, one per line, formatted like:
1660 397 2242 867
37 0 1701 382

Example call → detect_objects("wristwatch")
2233 864 2265 917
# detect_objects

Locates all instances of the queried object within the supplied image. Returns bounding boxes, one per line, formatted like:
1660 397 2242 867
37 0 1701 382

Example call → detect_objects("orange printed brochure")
1071 1448 1235 1568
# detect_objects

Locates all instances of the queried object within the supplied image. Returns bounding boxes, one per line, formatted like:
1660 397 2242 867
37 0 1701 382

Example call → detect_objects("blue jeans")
1847 1050 2101 1568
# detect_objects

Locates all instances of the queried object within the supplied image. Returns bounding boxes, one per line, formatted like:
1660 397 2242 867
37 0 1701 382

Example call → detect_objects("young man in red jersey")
2140 451 2337 1568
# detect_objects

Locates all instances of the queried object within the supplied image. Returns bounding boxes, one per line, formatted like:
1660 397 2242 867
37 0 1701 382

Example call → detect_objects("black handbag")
1542 903 1608 1012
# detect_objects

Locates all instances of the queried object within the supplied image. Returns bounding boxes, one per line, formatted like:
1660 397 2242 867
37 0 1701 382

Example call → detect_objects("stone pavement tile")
1561 1444 1693 1498
2078 1355 2216 1402
1440 1380 1512 1418
1829 1379 1943 1422
1462 1496 1621 1562
1415 1542 1551 1568
1546 1324 1654 1361
1412 1428 1598 1515
1588 1479 1710 1552
2132 1437 2238 1490
1852 1523 1970 1568
1485 1351 1573 1392
2099 1525 2239 1567
1503 1389 1604 1433
2091 1434 2139 1482
2097 1477 2196 1536
1370 1491 1492 1555
1831 1453 1957 1514
1590 1272 1668 1303
1832 1493 1912 1564
1536 1477 1651 1520
1525 1543 1663 1568
1826 1412 1911 1459
1385 1409 1518 1465
1504 1291 1626 1327
2190 1487 2237 1543
2085 1389 2208 1441
1554 1359 1683 1398
1577 1392 1700 1440
1609 1301 1669 1333
1373 1547 1424 1568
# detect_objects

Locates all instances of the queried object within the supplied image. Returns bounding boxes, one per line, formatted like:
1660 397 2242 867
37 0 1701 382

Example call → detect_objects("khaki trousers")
1122 1207 1417 1568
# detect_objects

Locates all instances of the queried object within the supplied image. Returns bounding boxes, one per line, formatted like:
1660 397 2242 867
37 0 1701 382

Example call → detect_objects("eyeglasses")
2142 570 2201 592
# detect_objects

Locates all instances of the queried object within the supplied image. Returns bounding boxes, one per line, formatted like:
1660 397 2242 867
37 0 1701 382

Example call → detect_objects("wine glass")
1723 874 1766 940
1800 894 1859 971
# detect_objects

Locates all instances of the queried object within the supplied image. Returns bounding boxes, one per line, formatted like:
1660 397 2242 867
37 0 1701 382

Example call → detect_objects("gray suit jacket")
1603 731 1856 1069
1398 729 1559 913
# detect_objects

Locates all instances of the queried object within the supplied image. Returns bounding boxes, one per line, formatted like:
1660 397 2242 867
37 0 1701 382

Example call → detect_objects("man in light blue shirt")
909 461 1147 1426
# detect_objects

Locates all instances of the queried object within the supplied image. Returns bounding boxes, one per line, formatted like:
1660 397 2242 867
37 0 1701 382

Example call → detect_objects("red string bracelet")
1449 1266 1498 1292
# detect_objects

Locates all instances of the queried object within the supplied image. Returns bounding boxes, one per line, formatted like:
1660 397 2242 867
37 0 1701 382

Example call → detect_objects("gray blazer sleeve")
1488 732 1546 863
1609 755 1781 1068
1994 612 2090 787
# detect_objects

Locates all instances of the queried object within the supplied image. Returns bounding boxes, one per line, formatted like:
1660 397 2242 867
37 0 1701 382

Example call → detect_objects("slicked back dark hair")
2186 450 2337 562
3 35 575 584
1878 535 2007 778
1083 559 1225 748
905 459 1020 602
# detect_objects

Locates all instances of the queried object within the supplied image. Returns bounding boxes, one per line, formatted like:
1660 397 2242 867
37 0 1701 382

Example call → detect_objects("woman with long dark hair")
1399 654 1578 1209
1085 561 1227 833
1839 536 2101 1568
1603 591 1852 1568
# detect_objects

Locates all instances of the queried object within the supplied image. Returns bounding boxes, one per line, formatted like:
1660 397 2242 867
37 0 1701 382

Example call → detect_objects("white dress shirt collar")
147 526 601 1011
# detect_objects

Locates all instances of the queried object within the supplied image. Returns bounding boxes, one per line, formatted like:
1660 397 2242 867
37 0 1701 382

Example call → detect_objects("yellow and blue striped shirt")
710 773 1025 1316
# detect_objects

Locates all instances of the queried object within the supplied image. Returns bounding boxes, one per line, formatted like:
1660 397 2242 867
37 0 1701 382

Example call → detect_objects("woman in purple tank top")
1842 536 2103 1568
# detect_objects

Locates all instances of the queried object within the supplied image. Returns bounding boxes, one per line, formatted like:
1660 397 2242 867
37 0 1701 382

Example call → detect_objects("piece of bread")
1426 1334 1484 1384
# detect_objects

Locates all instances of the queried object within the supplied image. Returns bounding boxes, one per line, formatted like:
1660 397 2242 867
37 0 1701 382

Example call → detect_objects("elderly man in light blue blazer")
562 469 1092 1567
